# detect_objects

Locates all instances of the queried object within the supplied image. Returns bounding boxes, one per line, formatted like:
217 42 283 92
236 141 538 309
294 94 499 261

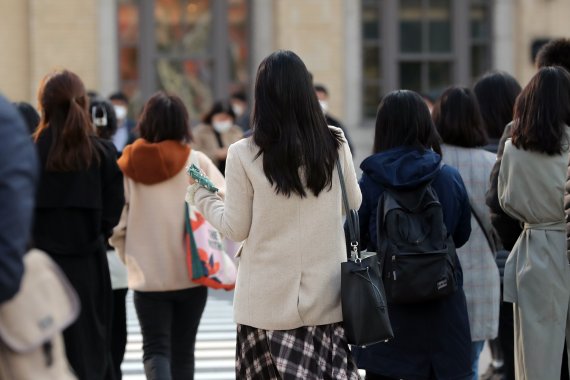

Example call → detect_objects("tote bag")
184 150 237 290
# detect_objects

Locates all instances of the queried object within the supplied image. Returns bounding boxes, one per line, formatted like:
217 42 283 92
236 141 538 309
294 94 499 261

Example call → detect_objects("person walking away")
315 83 355 155
32 70 124 380
230 91 250 132
192 100 243 174
109 92 137 154
433 87 501 379
110 92 224 380
187 50 362 379
498 66 570 380
474 71 522 380
353 90 473 380
90 98 129 380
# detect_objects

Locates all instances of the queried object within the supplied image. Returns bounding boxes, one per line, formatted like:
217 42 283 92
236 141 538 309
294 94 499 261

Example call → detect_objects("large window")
362 0 492 118
118 0 249 121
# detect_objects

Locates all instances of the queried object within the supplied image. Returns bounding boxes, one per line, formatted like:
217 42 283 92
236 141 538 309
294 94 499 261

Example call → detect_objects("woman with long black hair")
32 70 124 380
187 50 362 379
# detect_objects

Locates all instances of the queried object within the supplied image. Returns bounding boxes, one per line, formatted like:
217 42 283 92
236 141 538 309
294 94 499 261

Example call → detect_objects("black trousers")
134 287 208 380
111 288 128 380
51 250 115 380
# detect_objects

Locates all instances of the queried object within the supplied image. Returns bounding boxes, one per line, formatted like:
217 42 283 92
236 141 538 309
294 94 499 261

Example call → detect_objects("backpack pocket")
385 247 457 304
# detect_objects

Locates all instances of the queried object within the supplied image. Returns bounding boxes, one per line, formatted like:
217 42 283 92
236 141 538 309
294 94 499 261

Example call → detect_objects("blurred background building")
1 0 569 128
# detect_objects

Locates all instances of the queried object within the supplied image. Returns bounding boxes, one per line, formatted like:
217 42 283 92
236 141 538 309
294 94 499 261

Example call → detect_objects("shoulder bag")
339 160 394 347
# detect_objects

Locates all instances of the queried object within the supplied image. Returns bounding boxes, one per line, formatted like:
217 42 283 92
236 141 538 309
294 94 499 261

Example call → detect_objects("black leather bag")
338 162 394 347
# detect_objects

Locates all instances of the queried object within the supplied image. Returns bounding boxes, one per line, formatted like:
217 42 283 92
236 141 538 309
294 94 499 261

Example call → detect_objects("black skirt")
236 323 361 380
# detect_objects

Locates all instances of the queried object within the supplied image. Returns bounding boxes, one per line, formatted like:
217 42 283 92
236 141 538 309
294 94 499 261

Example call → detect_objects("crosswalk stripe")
122 290 237 380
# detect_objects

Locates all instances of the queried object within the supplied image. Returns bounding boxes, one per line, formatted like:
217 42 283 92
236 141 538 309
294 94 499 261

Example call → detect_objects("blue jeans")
471 340 485 380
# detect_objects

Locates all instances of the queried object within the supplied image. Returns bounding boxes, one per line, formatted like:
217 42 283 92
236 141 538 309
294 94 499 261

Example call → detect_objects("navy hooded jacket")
354 146 473 380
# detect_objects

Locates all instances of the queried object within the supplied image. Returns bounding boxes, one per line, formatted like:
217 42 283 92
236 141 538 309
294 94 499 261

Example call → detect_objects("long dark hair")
512 66 570 155
252 50 343 197
138 92 192 143
34 70 99 171
432 86 487 148
373 90 442 155
473 71 522 140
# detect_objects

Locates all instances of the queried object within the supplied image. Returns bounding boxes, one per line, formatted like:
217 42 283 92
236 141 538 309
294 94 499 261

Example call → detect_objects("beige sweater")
194 128 362 330
110 144 225 292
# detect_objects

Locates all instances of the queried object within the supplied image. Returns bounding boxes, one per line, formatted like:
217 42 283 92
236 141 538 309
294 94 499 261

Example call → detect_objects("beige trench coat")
498 137 570 380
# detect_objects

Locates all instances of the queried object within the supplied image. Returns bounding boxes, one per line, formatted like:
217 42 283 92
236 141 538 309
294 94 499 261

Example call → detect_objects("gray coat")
498 137 570 379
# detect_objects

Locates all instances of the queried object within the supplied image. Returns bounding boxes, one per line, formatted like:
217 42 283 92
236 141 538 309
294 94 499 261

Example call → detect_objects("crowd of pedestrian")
1 38 570 380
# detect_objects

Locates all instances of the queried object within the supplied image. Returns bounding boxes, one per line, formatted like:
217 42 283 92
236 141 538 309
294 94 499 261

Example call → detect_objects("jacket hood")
118 139 190 184
360 146 442 190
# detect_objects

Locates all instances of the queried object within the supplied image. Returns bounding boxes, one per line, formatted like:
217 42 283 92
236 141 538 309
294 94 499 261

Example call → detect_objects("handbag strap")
336 159 360 260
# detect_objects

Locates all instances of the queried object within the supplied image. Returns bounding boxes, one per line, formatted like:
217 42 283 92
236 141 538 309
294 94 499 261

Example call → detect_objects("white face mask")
114 105 127 120
232 104 245 117
213 120 232 133
318 100 329 114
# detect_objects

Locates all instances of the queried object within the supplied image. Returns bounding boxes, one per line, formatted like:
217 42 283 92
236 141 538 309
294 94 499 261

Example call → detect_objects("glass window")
470 4 489 39
363 84 381 118
428 0 451 53
428 61 452 94
471 45 489 80
363 4 380 40
399 0 422 53
364 45 381 80
228 0 249 88
400 62 422 92
118 0 140 100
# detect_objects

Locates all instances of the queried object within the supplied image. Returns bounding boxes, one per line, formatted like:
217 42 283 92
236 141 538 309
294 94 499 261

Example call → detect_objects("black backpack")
377 182 459 304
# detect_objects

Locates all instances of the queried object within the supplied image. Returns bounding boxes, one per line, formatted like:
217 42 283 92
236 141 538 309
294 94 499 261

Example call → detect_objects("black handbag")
338 161 394 347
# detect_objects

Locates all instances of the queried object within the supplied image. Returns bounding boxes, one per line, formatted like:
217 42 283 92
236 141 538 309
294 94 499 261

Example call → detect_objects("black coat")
33 131 124 256
485 122 523 252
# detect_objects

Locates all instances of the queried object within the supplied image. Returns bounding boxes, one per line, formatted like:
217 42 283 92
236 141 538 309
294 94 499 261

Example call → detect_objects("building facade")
1 0 569 127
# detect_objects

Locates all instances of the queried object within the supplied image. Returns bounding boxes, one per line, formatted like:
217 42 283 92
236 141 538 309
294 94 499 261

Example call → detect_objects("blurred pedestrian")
192 100 243 173
315 83 355 154
474 71 522 380
498 66 570 380
13 101 40 135
0 96 38 304
110 92 224 380
353 90 472 380
187 50 361 379
230 90 250 132
90 98 129 380
109 91 137 153
32 70 124 380
433 86 500 380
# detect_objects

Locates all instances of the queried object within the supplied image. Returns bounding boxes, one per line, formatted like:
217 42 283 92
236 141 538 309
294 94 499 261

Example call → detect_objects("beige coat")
498 137 570 380
194 128 362 330
110 144 225 292
192 123 243 168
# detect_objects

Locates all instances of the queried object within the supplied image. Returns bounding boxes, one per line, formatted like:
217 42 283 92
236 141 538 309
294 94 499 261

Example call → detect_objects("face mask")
213 120 232 133
319 100 329 113
232 104 245 117
114 105 127 120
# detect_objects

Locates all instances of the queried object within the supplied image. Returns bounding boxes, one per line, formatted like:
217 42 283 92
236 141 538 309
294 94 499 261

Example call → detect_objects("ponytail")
35 70 100 172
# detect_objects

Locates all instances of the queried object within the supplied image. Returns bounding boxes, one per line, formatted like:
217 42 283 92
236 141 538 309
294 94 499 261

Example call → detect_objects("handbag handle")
336 159 360 260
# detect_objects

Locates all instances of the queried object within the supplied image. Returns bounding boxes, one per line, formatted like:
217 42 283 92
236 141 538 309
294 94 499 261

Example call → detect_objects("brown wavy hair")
34 70 98 171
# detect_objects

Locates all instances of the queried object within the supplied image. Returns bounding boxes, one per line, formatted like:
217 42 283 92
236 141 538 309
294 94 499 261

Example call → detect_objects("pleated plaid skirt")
236 323 361 380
